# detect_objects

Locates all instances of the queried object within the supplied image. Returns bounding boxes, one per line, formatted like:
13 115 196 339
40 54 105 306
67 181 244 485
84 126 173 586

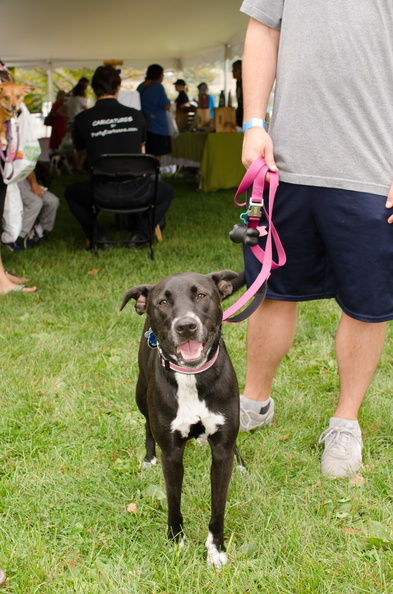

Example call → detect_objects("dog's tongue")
177 341 203 361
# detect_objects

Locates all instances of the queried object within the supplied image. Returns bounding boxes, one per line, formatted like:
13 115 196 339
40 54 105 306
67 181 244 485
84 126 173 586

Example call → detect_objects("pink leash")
223 157 286 323
0 120 20 181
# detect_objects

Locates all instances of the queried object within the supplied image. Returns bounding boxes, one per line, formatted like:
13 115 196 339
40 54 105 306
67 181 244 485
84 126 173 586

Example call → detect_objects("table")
200 133 246 192
163 132 246 192
170 132 207 164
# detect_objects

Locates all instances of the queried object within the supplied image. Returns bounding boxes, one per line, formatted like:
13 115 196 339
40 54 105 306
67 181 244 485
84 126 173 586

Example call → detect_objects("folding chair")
90 153 160 260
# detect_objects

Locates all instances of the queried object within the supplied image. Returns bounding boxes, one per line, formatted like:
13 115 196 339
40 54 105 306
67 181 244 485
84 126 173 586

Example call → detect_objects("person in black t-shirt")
173 79 190 109
64 65 173 250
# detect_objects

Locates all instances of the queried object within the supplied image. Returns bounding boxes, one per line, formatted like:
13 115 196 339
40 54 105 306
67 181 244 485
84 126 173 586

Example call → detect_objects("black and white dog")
121 270 244 568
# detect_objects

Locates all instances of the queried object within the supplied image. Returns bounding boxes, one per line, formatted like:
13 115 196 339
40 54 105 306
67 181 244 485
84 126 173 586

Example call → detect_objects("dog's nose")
175 317 198 338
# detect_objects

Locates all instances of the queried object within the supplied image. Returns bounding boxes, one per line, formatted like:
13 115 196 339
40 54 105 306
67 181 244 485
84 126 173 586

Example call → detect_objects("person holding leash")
238 0 393 478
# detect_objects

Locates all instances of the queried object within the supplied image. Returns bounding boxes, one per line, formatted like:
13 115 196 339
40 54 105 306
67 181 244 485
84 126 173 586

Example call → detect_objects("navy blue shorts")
243 182 393 322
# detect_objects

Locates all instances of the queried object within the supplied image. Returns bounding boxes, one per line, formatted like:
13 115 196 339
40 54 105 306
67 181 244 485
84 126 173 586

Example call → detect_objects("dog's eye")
196 293 206 300
159 299 168 306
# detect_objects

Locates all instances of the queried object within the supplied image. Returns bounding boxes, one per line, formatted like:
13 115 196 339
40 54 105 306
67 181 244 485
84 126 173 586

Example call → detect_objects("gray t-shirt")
241 0 393 196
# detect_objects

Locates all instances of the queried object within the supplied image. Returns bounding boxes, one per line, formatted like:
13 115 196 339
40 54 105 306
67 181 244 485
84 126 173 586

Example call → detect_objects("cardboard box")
195 108 213 131
175 109 189 131
175 108 196 132
214 107 236 133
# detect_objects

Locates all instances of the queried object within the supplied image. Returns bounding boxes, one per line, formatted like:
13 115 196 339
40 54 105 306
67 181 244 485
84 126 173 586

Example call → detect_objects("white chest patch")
171 373 225 438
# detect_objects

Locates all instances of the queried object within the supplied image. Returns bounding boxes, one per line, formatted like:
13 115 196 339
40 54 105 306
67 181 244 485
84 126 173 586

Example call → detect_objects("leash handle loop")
234 157 268 207
223 157 286 323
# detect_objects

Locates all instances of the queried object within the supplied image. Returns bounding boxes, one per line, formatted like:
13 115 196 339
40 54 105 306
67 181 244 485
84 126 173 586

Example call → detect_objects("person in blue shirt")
137 64 171 157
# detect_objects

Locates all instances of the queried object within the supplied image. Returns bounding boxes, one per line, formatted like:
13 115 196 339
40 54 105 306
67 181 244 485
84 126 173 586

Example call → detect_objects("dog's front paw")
236 463 248 475
172 533 186 549
142 456 157 470
205 532 227 569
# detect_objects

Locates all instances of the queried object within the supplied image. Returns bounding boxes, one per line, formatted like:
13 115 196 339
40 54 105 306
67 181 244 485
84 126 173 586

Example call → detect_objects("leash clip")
247 196 264 220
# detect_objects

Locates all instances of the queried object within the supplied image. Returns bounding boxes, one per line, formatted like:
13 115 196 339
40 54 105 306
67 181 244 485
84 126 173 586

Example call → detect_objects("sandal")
10 284 37 293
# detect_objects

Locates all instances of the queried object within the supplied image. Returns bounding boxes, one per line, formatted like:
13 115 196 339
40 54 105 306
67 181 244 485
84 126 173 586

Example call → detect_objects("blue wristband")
242 118 267 132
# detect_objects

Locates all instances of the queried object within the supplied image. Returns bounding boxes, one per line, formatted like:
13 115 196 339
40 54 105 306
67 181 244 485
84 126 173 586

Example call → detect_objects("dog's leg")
161 442 187 543
143 420 157 469
135 377 157 469
205 440 235 568
234 444 247 473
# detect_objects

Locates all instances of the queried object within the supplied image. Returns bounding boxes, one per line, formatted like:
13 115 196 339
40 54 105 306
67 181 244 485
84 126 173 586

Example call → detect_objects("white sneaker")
319 418 363 478
239 396 275 432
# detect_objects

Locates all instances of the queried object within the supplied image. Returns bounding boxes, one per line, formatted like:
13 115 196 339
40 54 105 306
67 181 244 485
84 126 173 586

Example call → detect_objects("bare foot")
0 280 37 294
0 567 6 586
4 270 29 283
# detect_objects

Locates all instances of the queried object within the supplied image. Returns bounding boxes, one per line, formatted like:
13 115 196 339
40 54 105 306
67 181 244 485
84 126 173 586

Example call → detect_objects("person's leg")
134 180 174 241
64 180 106 243
314 189 393 477
239 299 298 431
240 183 330 430
243 299 298 401
335 313 386 420
319 314 386 478
18 182 42 238
154 180 174 227
36 190 60 233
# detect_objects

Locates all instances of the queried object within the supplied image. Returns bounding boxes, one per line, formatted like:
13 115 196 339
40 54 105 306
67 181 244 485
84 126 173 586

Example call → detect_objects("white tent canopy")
1 0 248 70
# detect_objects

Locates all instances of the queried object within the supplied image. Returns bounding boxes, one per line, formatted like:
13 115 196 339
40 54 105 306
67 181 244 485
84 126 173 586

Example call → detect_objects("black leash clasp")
229 186 264 247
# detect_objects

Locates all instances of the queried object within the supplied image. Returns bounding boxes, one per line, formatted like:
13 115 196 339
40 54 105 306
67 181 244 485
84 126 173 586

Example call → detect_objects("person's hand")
31 182 45 198
386 182 393 223
242 127 277 172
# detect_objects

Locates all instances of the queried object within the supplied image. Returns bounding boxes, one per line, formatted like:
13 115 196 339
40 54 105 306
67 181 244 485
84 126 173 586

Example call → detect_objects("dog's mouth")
1 105 17 115
176 341 204 363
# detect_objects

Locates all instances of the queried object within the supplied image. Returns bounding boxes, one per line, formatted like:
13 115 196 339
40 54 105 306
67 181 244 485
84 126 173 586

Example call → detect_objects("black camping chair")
90 153 160 260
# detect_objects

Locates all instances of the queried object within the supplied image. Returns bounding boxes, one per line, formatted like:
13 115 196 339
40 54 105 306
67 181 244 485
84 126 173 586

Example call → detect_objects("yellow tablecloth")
169 132 246 192
170 132 207 163
200 133 245 192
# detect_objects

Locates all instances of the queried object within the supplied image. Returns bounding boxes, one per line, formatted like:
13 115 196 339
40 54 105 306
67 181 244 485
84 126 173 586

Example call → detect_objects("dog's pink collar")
161 346 220 375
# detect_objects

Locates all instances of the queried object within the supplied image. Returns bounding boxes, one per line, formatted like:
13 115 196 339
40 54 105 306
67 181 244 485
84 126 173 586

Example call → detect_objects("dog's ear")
20 85 33 96
120 284 153 315
206 270 244 299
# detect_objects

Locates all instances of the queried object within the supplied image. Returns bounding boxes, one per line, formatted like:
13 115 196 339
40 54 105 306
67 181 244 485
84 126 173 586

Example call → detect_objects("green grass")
1 173 393 592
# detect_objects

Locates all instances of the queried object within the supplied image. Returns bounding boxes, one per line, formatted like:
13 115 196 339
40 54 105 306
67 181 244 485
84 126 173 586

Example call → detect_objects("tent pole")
224 44 230 100
47 61 54 104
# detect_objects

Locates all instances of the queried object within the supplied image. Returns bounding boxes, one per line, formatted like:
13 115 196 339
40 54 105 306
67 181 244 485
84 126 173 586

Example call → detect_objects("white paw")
205 532 227 569
237 464 247 475
142 456 157 470
171 533 186 549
